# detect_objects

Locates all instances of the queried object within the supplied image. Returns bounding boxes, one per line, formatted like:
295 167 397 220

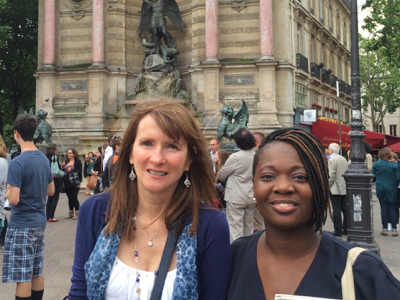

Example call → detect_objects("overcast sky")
357 0 372 37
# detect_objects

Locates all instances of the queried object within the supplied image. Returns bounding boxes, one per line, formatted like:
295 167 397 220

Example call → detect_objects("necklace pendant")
148 241 153 247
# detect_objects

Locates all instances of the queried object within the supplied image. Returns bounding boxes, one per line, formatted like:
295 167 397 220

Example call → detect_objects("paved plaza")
0 190 400 299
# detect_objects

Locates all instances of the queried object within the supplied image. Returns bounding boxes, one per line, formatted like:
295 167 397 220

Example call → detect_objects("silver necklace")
136 210 165 247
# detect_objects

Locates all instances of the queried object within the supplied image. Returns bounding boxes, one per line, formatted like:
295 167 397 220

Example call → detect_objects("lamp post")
343 0 380 255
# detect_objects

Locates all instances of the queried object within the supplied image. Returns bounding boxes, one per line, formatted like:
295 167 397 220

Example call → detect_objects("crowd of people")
1 100 400 300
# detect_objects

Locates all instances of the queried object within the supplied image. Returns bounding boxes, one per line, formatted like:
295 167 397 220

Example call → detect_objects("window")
377 125 383 133
390 125 397 136
311 40 315 62
320 0 324 22
321 48 324 64
329 6 332 30
295 83 307 109
345 107 349 124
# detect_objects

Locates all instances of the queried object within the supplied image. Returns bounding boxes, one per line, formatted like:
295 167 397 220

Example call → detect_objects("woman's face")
67 150 74 160
130 115 192 200
214 151 219 163
88 152 94 157
253 142 314 231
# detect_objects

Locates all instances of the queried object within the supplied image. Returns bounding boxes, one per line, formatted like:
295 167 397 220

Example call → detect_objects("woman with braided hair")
228 128 400 300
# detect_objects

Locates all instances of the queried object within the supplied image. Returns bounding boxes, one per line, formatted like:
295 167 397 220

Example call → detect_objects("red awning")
388 141 400 152
311 119 399 148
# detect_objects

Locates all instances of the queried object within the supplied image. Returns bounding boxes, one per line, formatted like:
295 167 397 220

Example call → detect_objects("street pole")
337 81 342 155
343 0 380 255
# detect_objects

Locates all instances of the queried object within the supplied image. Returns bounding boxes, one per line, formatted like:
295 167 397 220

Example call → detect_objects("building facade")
35 0 352 152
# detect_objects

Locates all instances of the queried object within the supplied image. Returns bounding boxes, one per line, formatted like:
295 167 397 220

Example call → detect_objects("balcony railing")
296 53 309 73
330 74 338 87
339 80 346 92
321 69 330 84
311 62 321 80
346 84 351 96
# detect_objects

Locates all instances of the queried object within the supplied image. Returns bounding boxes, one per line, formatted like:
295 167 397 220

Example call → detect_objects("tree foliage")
360 37 400 133
0 0 38 146
363 0 400 69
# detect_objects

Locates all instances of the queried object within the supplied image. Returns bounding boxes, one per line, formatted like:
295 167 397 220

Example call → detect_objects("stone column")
259 0 274 61
43 0 55 68
91 0 105 67
205 0 219 63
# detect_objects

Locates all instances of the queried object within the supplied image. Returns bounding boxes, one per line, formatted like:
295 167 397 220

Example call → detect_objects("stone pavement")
0 191 399 299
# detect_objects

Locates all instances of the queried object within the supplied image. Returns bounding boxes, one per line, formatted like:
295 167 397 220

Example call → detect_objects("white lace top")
104 256 177 300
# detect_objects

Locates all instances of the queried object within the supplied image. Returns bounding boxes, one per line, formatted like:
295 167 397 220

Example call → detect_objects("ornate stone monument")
35 0 289 154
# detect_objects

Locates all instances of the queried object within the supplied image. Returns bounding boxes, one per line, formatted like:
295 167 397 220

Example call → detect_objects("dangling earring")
184 171 191 188
129 165 136 181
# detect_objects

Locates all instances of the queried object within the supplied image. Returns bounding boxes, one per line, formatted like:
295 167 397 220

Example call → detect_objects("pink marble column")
205 0 219 63
91 0 105 67
259 0 274 60
43 0 55 68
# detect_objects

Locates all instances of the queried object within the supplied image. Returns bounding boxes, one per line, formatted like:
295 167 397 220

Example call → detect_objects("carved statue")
137 0 184 64
33 109 54 146
217 100 250 141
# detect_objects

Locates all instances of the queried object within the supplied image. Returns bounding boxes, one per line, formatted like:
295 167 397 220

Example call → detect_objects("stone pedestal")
135 71 182 99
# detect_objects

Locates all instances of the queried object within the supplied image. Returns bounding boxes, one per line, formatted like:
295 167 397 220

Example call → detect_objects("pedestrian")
62 148 82 220
209 138 220 173
2 114 54 300
92 147 103 176
44 145 62 222
372 147 400 236
228 128 400 300
327 143 349 237
0 135 8 246
365 142 373 171
218 129 256 242
214 149 229 210
84 151 95 195
68 100 231 300
103 134 120 172
105 135 121 185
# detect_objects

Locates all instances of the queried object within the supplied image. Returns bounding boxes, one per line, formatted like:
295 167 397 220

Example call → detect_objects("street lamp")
343 0 380 255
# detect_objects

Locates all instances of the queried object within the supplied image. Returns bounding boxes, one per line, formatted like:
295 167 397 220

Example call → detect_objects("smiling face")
129 115 192 201
67 150 74 160
254 141 315 231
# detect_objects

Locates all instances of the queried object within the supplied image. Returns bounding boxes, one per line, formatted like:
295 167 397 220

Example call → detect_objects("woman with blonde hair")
68 100 231 300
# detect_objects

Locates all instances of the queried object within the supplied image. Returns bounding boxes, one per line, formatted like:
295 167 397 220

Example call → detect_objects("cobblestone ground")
0 191 399 299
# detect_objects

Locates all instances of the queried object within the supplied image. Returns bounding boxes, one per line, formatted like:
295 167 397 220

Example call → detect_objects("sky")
358 0 372 37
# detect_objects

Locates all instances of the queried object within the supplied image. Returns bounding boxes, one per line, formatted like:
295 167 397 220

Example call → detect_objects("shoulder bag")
341 247 366 300
150 223 179 300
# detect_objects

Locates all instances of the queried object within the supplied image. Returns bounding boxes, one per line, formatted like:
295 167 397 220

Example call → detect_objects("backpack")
51 155 65 178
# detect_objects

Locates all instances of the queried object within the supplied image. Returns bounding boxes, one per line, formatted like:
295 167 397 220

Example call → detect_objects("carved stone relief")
60 22 91 29
60 47 91 54
60 35 91 42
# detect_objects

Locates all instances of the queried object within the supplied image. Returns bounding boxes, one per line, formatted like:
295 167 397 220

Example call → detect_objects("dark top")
83 161 95 177
68 192 232 300
6 150 53 228
92 156 102 174
372 160 400 203
228 230 400 300
63 159 83 187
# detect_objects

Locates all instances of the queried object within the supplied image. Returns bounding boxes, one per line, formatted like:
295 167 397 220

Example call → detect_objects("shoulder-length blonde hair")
0 135 6 159
105 100 216 239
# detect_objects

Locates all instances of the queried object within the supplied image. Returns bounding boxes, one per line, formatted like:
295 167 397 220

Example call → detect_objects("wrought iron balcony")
321 69 330 84
346 84 351 95
311 62 321 80
330 74 338 87
339 80 346 92
296 53 309 73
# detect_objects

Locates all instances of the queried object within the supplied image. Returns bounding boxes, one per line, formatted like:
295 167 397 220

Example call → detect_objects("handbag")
87 173 99 189
64 171 80 189
341 247 366 300
50 155 65 178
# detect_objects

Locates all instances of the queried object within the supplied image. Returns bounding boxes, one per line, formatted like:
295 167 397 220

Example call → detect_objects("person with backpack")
45 145 64 222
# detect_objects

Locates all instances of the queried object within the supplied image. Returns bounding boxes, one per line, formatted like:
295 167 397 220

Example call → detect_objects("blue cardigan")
68 192 232 300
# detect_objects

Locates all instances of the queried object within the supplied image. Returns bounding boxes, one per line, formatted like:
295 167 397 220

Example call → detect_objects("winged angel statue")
217 100 250 141
137 0 185 64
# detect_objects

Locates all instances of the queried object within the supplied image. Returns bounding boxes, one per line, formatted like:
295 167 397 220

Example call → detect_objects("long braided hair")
253 127 331 232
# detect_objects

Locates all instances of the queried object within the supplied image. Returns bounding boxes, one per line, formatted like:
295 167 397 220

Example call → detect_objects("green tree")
0 0 38 141
360 37 400 133
363 0 400 69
